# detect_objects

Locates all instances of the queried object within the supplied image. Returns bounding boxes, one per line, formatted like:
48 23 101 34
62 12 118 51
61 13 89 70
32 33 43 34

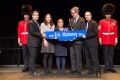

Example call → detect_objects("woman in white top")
40 13 55 74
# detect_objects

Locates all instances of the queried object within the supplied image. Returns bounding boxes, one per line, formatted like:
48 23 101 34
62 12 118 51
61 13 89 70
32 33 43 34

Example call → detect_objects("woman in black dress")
54 19 68 75
40 13 55 74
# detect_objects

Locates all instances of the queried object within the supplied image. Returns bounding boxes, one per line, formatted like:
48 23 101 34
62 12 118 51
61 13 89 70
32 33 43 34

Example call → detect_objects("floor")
0 66 120 80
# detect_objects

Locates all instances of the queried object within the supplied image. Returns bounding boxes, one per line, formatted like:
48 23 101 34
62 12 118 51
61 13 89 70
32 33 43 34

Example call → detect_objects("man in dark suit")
27 10 45 76
82 11 101 78
68 6 86 75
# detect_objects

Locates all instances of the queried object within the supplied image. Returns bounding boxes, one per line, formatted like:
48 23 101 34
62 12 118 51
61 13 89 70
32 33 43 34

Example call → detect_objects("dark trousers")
70 42 82 71
84 43 100 73
22 44 30 69
28 46 39 71
103 45 114 70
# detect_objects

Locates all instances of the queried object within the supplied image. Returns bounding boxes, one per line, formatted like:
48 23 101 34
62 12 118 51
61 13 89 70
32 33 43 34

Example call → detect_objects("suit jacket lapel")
89 20 92 27
74 17 83 30
71 18 74 27
87 20 92 30
71 17 81 27
69 17 83 30
32 20 40 32
32 20 39 28
74 17 80 27
32 20 38 27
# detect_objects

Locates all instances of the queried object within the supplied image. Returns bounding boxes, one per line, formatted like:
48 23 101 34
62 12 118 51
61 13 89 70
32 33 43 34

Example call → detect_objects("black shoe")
21 68 29 72
109 69 117 73
49 71 53 74
61 72 65 76
84 72 94 76
44 70 50 75
68 70 76 74
30 71 42 76
57 72 60 75
44 72 50 75
96 73 101 78
29 70 32 75
103 69 109 73
77 71 81 75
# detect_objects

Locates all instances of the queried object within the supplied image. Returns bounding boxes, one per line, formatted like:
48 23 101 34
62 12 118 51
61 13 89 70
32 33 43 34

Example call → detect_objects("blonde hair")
70 6 79 13
57 19 64 27
57 19 64 24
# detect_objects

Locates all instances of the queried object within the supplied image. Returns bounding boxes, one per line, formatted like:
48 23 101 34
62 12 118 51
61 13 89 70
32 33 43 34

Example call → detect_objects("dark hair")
44 13 54 26
32 10 39 15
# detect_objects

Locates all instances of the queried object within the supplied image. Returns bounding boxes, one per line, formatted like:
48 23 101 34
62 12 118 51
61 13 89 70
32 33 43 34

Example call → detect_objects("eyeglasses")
71 12 76 15
85 15 91 16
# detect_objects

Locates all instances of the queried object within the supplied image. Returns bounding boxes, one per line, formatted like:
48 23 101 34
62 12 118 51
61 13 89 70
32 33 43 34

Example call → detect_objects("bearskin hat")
102 3 115 15
21 4 32 16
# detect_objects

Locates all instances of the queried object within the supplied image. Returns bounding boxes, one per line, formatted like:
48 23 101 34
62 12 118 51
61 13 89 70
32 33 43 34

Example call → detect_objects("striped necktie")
74 18 77 25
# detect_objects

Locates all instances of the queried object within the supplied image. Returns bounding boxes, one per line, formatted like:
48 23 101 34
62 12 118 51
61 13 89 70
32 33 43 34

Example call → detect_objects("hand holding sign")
82 35 86 38
54 38 57 39
42 34 46 38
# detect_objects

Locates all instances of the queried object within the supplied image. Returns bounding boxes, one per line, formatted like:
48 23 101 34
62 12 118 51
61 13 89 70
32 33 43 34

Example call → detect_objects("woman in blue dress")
54 19 68 75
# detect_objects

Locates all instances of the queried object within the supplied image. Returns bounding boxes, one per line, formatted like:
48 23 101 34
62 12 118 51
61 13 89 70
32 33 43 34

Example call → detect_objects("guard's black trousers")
22 44 30 69
103 45 114 70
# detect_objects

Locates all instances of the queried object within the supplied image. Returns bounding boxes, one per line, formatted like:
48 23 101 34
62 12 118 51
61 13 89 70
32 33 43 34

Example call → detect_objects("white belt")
102 32 114 35
21 32 28 34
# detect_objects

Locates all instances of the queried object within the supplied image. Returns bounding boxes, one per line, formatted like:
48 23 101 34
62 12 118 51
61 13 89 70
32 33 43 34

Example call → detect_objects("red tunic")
18 21 29 44
98 19 118 45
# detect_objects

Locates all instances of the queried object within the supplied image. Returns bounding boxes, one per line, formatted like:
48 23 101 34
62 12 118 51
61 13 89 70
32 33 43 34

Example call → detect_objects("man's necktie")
74 18 77 25
86 22 88 31
35 21 39 27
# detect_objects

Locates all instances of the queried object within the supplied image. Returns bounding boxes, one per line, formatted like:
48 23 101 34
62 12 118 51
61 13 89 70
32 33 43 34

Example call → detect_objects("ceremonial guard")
18 5 32 72
68 6 85 75
98 3 118 73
